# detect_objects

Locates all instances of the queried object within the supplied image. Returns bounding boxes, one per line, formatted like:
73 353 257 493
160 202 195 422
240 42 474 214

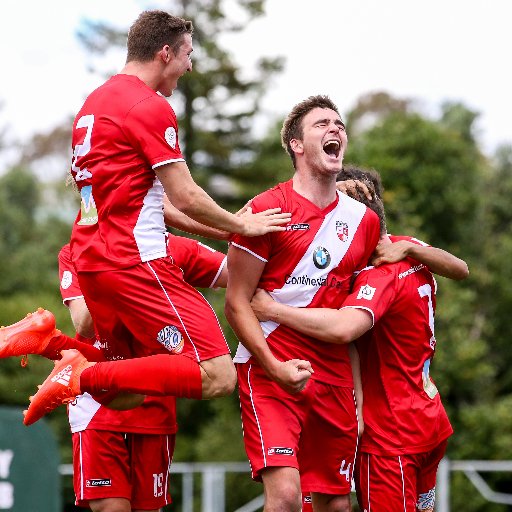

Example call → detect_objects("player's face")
159 33 193 97
299 107 347 177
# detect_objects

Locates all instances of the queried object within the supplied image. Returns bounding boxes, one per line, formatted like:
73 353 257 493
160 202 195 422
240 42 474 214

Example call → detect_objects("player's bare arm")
67 298 95 339
163 194 231 240
156 162 291 236
225 247 313 394
372 239 469 280
348 343 364 437
250 288 372 344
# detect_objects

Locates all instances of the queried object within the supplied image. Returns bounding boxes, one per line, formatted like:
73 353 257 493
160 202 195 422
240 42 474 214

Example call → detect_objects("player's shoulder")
389 234 430 247
251 180 291 210
357 263 396 280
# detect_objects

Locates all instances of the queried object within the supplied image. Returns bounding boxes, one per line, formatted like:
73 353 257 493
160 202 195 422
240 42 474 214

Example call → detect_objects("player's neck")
119 61 159 91
292 172 337 209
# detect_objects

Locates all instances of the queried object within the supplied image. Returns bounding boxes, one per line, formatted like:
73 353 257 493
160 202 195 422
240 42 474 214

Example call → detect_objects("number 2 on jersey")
71 114 94 182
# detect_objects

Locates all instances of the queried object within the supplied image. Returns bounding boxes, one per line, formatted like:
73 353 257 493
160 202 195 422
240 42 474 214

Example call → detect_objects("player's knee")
262 471 302 512
311 493 352 512
200 356 236 398
265 487 302 512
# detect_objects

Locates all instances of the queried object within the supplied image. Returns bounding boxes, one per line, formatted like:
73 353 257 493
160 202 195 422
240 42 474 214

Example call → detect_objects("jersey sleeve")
169 235 227 288
58 244 83 305
123 96 185 169
342 265 398 325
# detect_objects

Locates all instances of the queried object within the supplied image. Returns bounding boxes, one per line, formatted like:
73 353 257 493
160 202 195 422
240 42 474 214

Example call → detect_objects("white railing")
60 458 512 512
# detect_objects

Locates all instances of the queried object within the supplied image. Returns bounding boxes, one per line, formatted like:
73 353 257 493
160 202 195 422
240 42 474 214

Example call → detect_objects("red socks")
42 332 107 362
80 354 203 399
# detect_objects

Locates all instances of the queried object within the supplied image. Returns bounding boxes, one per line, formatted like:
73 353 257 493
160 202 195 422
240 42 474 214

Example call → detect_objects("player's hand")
337 179 373 202
269 359 314 394
235 200 252 217
239 206 291 237
371 240 412 266
250 288 275 322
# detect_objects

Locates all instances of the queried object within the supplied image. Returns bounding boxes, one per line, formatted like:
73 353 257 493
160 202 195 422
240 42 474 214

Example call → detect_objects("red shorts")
72 430 175 509
237 362 358 495
355 440 448 512
78 257 230 362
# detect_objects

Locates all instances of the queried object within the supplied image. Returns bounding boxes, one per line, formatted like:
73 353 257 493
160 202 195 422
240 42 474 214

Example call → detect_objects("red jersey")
232 180 380 385
168 236 226 288
59 236 225 433
342 236 453 455
69 74 185 272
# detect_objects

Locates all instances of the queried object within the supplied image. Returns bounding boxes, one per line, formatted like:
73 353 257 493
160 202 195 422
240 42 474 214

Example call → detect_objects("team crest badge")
357 284 376 300
61 270 73 290
157 325 184 354
165 127 177 148
336 221 349 242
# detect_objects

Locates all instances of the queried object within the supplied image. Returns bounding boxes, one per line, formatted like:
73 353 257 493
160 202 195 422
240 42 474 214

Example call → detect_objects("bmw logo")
313 246 331 269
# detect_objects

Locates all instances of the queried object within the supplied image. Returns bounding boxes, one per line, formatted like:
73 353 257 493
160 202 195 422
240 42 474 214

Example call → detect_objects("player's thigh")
89 497 131 512
236 362 308 481
127 433 175 510
300 383 358 496
356 452 418 512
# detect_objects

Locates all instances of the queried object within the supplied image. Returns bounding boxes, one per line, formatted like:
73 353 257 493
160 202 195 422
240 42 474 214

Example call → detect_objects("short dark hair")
338 165 387 235
126 10 193 63
281 95 342 168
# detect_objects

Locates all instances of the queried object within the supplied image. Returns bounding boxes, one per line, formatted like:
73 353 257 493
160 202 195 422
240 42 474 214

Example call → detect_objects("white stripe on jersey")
270 193 366 308
234 192 368 362
134 177 168 263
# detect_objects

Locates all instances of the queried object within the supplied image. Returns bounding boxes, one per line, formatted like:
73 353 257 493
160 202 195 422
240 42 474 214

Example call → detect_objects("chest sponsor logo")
60 270 73 290
312 246 331 269
356 284 376 300
86 479 112 487
157 325 184 354
336 221 349 242
286 223 310 231
165 127 177 148
267 447 294 456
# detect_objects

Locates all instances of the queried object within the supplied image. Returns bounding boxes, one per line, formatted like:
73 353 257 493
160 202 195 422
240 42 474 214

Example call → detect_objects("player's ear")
159 45 172 63
290 139 303 154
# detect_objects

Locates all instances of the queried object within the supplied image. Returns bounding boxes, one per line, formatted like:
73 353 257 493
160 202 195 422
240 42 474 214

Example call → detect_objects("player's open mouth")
323 140 341 158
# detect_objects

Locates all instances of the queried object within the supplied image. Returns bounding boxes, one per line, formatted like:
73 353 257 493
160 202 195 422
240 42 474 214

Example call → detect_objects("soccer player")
250 166 468 512
224 96 381 512
0 9 291 425
59 234 227 512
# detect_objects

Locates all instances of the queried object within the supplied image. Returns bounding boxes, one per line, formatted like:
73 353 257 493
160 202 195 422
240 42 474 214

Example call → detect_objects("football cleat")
23 349 93 426
0 308 58 360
